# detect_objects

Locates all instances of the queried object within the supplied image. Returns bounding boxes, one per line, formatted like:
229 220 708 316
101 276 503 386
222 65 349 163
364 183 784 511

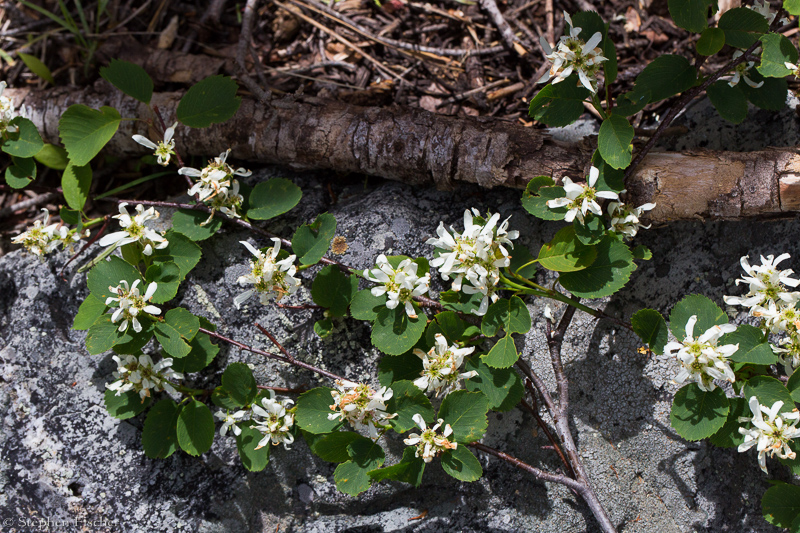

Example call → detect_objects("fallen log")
7 85 800 223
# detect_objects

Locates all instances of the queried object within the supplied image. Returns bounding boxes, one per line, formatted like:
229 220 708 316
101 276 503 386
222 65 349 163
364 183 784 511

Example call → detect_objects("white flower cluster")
403 414 457 463
749 0 789 27
724 254 800 374
0 81 26 135
105 279 161 333
607 200 656 240
364 254 430 318
132 122 178 166
546 166 620 224
727 50 763 89
250 392 296 449
106 354 182 400
98 203 169 256
664 315 738 392
234 239 301 308
216 409 248 437
538 12 607 93
179 150 250 222
413 333 477 396
738 397 800 473
428 209 519 316
12 209 89 257
328 379 396 439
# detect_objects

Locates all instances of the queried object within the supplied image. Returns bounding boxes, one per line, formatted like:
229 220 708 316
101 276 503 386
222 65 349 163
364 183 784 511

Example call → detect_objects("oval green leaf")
177 75 241 128
247 178 303 220
176 400 215 456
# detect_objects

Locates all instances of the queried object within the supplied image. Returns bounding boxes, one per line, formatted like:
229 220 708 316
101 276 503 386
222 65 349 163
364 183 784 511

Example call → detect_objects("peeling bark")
7 86 800 222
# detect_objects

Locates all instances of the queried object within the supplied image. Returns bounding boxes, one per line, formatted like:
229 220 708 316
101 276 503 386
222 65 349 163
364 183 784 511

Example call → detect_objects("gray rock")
0 162 794 532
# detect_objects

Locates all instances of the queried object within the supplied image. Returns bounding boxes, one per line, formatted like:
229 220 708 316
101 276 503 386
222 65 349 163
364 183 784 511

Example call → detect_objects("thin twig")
519 398 576 480
255 322 297 363
236 0 271 104
478 0 520 53
470 442 585 491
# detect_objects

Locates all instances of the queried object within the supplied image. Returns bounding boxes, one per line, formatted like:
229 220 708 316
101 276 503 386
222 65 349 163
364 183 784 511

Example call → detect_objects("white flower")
786 61 800 79
97 203 169 256
773 336 800 376
547 166 620 224
11 209 66 257
749 0 789 27
403 414 457 463
427 208 519 316
251 391 295 449
0 81 26 134
105 279 161 333
413 333 477 396
538 12 608 93
364 254 430 318
723 254 800 313
544 304 555 322
738 396 800 473
132 122 178 166
327 380 396 439
234 238 301 308
206 179 244 222
607 201 656 240
726 50 764 88
664 315 738 391
105 354 183 400
179 150 251 202
215 409 248 437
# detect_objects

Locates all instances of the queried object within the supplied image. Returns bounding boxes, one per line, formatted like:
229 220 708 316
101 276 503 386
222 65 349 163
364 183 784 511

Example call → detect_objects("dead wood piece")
8 86 800 223
97 38 225 84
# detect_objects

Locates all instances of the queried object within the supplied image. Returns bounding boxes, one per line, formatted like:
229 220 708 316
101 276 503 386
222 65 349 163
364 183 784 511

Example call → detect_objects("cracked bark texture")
8 85 800 222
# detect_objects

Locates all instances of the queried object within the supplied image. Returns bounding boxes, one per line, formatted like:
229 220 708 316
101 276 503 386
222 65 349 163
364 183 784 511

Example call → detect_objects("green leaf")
634 55 697 103
171 327 219 373
464 356 524 411
481 296 531 337
61 162 93 211
708 396 748 448
222 362 258 407
521 177 567 221
508 245 537 278
314 318 333 338
438 390 489 443
743 375 796 414
60 207 81 227
211 387 241 411
708 81 748 126
528 76 591 127
440 289 485 315
571 11 606 42
721 324 777 365
632 245 652 260
788 370 800 402
308 431 365 463
176 75 241 128
73 294 107 330
334 439 385 496
631 309 668 355
670 384 730 441
247 178 303 220
368 447 425 487
787 0 800 16
154 321 192 358
176 400 215 456
719 7 770 49
598 115 634 169
87 256 144 301
34 144 69 170
142 398 180 458
696 27 726 55
236 425 270 471
58 105 121 166
111 319 155 355
558 236 636 298
171 209 222 241
668 294 727 341
378 352 424 387
5 156 36 188
426 311 472 345
613 90 651 116
538 226 598 272
739 70 788 110
350 289 387 322
481 335 518 368
386 380 435 433
2 117 43 157
311 265 358 317
104 388 151 420
591 151 626 192
759 33 799 78
603 38 618 86
372 306 427 355
17 52 54 84
144 262 181 304
573 214 605 246
292 213 337 265
165 307 200 341
86 315 127 354
100 58 154 104
441 446 482 482
762 483 800 528
295 387 341 434
668 0 710 32
151 230 202 281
